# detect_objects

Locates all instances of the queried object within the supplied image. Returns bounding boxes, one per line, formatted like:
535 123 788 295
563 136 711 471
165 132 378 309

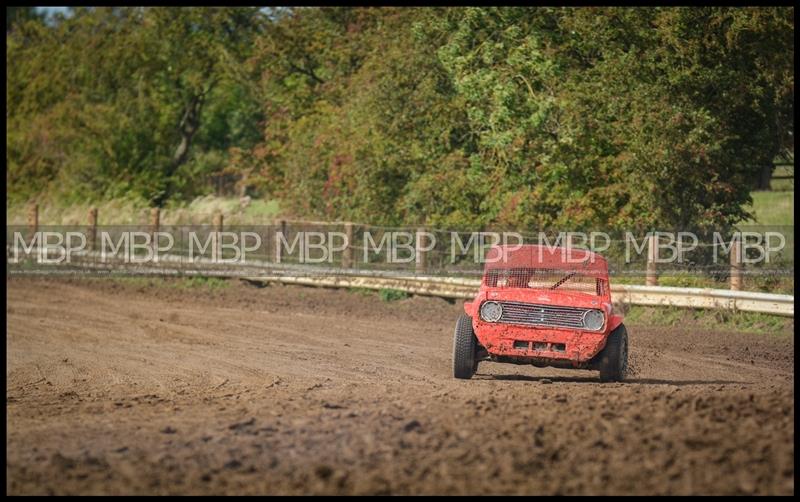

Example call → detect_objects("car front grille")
498 301 589 329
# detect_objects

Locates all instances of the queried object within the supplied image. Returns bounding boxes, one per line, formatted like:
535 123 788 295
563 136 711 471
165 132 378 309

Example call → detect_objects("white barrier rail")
241 274 794 317
608 284 794 316
6 246 794 317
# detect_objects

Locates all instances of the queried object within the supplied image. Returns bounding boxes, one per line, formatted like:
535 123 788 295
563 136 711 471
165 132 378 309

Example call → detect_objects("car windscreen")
483 267 606 296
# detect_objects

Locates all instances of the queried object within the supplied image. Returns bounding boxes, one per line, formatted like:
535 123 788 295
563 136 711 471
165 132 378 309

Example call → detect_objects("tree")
6 7 44 32
6 7 794 231
6 7 265 206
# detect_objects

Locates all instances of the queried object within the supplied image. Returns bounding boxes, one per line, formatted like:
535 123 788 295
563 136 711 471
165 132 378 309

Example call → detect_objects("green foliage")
243 6 792 231
379 288 410 302
177 276 231 290
6 7 794 233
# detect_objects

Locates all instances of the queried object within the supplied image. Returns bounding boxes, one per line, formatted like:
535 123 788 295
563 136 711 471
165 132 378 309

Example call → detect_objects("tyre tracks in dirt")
6 276 794 495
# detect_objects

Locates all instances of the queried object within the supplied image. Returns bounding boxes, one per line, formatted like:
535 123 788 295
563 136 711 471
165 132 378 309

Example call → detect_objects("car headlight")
582 309 605 331
480 301 503 322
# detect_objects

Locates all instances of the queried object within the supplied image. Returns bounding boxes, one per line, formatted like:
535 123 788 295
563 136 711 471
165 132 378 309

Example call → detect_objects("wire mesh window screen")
484 268 602 295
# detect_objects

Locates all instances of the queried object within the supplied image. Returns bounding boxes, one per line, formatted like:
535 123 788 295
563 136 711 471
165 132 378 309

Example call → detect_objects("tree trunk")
153 93 206 207
172 94 203 167
756 163 773 191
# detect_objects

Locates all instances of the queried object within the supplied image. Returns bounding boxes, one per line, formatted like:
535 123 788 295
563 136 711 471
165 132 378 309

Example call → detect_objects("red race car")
453 244 628 382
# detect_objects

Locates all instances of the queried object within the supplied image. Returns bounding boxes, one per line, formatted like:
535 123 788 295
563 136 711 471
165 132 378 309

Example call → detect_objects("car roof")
483 244 609 277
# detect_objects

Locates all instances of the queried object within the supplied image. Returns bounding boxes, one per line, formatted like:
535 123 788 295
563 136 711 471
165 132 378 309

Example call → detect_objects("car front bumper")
473 321 609 365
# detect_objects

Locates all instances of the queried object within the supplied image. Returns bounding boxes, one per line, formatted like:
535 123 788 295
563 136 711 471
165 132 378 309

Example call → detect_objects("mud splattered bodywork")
463 245 623 369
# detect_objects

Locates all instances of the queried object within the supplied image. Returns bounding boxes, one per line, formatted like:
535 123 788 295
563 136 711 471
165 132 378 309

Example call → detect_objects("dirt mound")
6 276 794 495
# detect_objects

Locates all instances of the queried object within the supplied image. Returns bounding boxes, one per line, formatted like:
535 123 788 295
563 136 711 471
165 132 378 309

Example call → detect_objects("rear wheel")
597 324 629 382
453 314 478 379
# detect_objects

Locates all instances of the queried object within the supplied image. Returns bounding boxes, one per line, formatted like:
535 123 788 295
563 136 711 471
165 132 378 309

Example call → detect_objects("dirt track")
6 276 795 495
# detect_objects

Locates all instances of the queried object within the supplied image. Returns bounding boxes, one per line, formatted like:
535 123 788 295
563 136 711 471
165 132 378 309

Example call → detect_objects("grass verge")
102 274 231 291
746 190 794 226
6 195 281 226
621 304 793 335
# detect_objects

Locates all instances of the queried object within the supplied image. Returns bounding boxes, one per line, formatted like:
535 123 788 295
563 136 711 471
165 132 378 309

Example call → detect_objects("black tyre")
452 314 478 379
597 323 629 383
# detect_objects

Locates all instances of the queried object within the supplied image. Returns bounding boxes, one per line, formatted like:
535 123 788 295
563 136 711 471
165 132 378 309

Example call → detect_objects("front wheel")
597 324 629 382
452 314 478 379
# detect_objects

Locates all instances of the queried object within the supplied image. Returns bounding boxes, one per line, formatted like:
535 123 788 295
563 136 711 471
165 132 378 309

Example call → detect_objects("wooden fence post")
342 222 354 269
213 212 224 261
415 227 428 275
27 202 39 242
87 208 98 252
150 208 160 256
646 233 658 286
730 235 743 291
274 219 286 263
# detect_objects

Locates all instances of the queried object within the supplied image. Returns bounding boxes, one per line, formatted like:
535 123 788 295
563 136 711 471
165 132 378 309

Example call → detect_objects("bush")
379 288 410 302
